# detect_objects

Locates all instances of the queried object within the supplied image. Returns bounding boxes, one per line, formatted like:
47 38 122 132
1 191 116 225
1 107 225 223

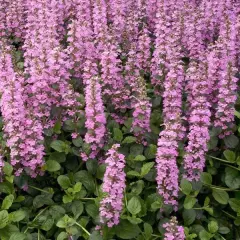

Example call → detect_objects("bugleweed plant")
0 0 240 239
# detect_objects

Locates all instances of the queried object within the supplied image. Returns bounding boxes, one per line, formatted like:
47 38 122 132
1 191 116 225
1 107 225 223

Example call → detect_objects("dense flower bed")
0 0 240 239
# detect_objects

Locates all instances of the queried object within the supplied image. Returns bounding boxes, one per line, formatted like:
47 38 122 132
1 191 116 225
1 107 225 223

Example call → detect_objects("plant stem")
79 198 95 200
29 185 51 194
203 183 240 192
222 163 240 172
24 207 49 234
152 234 161 237
75 222 91 236
95 179 99 196
222 210 237 220
206 155 233 164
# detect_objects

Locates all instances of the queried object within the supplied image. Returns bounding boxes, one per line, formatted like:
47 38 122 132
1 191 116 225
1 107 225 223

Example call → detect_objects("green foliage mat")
0 98 240 240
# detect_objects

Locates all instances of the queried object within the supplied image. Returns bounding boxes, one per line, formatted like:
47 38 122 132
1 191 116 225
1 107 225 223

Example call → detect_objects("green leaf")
30 232 45 240
41 218 54 231
144 223 153 240
184 196 197 209
125 216 142 225
53 121 61 134
56 215 75 228
223 150 236 162
89 231 103 240
74 170 95 192
50 140 66 152
199 230 213 240
151 201 162 211
9 233 26 240
72 137 83 147
9 209 26 222
204 207 214 215
15 196 25 203
44 128 53 136
5 176 14 183
208 221 218 233
235 110 240 118
86 159 98 175
73 182 82 192
127 171 141 177
49 152 66 163
228 198 240 213
57 232 68 240
127 196 141 215
234 217 240 226
63 195 73 204
224 135 239 148
0 210 8 229
130 144 144 156
115 220 141 239
49 206 65 220
130 180 144 195
122 136 136 144
113 128 123 142
218 227 230 234
96 164 106 180
144 144 157 159
33 195 54 208
204 197 210 207
225 167 240 189
71 201 84 219
200 172 212 185
237 156 240 166
212 189 229 204
183 209 196 226
208 137 218 150
57 175 71 189
0 182 14 194
181 179 192 195
46 160 61 172
85 203 99 219
141 162 155 176
3 162 13 176
1 194 14 210
0 225 19 240
133 155 146 161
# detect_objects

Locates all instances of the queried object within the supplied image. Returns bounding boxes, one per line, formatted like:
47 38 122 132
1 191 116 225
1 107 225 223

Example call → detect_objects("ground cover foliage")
0 0 240 239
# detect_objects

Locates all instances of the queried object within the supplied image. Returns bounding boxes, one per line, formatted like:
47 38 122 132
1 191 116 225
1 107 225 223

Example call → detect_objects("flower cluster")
184 61 211 181
100 35 128 111
67 0 92 80
156 127 180 208
83 76 106 160
6 0 26 39
99 144 126 227
92 0 108 53
0 45 44 177
146 0 157 31
46 47 81 122
214 12 238 137
163 217 185 240
0 0 8 38
108 0 126 43
151 0 169 94
137 26 151 73
155 10 185 207
131 76 152 145
23 0 59 125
